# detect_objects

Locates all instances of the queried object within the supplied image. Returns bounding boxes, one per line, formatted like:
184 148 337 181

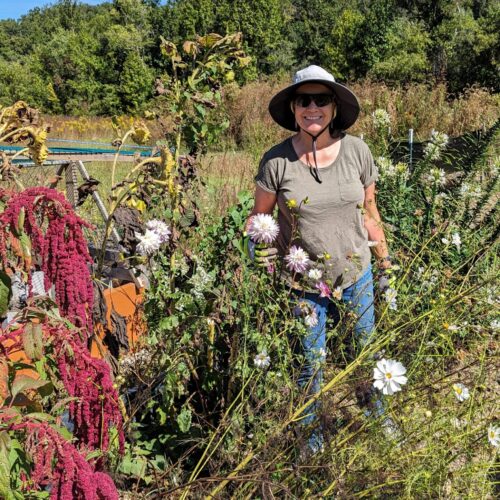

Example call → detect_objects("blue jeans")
292 267 376 451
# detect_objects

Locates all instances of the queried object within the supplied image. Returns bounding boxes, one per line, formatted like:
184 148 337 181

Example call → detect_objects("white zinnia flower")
487 424 500 447
452 383 470 402
384 287 398 310
307 268 323 281
304 309 318 328
373 358 408 395
253 351 270 370
146 219 171 243
451 232 461 250
136 229 162 255
284 245 310 274
247 214 279 244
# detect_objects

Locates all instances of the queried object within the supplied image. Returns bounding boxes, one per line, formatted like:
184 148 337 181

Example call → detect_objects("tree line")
0 0 497 116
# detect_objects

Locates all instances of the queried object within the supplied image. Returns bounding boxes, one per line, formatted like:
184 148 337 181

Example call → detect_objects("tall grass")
44 81 499 151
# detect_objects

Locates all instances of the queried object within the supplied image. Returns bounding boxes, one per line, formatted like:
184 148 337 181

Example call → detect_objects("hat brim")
268 80 360 131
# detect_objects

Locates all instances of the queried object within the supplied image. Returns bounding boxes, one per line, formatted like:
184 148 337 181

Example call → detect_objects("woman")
246 65 392 452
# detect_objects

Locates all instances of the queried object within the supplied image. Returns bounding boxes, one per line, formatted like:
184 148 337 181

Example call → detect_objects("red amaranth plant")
0 187 94 333
8 321 124 454
47 322 125 453
4 417 119 500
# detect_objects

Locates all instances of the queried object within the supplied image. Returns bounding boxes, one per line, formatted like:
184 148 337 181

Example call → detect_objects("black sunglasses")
293 94 335 108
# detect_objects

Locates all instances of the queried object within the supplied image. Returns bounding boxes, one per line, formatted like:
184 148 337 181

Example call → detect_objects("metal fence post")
408 128 414 171
64 162 78 207
75 160 121 245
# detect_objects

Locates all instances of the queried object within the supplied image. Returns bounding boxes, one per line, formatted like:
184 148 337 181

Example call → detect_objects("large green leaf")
10 375 51 401
22 323 44 360
0 270 11 317
0 432 16 500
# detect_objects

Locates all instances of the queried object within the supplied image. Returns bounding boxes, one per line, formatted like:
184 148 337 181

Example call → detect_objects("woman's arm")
363 183 391 270
245 186 278 231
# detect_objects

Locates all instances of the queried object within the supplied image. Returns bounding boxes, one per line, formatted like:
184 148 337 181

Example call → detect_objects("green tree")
325 8 366 80
369 17 431 82
435 5 499 91
216 0 296 75
35 28 103 114
118 51 155 113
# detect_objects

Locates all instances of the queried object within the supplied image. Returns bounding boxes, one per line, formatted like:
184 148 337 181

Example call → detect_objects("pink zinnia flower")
284 245 310 274
315 281 331 298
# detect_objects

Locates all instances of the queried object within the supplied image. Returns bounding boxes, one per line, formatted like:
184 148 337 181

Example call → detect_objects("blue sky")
0 1 108 20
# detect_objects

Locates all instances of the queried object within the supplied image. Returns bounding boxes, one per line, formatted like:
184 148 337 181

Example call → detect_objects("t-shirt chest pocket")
338 178 364 203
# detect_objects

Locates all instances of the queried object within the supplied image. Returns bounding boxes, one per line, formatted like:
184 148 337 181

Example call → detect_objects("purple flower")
315 281 331 298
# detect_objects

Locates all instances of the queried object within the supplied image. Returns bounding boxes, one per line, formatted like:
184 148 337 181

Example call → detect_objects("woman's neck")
293 129 339 152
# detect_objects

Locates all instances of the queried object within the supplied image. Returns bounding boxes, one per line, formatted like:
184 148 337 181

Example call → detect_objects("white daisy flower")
146 219 171 243
384 287 398 310
307 268 323 281
284 245 310 274
491 319 500 330
304 309 319 328
253 351 270 370
136 229 162 255
452 383 470 402
247 214 279 244
487 425 500 447
451 232 461 250
373 358 408 395
312 347 327 365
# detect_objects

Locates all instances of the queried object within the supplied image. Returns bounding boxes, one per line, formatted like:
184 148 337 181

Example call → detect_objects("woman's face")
292 83 336 135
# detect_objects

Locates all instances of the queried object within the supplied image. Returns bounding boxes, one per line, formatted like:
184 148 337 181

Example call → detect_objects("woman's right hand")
247 239 278 267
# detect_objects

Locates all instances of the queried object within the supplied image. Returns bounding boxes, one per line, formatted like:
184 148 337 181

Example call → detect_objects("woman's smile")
293 83 335 134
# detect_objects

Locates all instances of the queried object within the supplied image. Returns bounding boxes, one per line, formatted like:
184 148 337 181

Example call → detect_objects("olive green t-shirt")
255 133 378 289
